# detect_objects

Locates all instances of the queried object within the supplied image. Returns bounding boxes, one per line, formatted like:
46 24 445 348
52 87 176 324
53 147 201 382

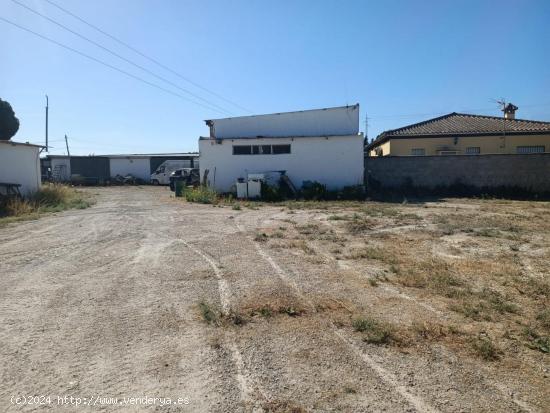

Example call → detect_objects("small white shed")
199 104 365 193
0 140 43 196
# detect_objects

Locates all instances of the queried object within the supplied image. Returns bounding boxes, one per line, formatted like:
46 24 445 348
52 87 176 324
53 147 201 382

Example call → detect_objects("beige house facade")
366 112 550 157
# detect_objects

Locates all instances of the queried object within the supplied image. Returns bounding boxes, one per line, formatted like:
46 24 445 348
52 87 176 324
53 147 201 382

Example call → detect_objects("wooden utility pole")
45 95 49 152
65 134 71 157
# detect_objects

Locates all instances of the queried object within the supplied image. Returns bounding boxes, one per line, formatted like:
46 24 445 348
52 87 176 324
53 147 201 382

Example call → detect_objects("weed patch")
345 218 374 234
254 232 269 242
523 327 550 353
472 337 501 361
352 316 399 345
198 301 219 325
345 246 393 262
412 322 461 341
184 186 218 204
0 184 92 224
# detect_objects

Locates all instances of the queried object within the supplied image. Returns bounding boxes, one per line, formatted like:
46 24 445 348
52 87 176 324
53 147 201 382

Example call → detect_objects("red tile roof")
367 113 550 150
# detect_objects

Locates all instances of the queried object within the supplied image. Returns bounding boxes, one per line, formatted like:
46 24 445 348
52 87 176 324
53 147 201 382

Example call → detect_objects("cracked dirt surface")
0 187 548 412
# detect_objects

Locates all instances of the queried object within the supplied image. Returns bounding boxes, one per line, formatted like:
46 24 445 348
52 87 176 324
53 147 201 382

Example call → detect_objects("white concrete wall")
199 135 364 193
209 104 359 138
109 157 151 181
0 142 41 196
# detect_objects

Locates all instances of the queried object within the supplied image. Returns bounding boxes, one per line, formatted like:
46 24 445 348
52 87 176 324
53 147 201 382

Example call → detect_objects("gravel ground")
0 187 546 412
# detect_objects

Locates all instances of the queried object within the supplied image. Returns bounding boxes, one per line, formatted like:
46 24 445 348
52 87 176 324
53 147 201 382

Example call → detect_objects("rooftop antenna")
492 98 507 148
495 98 507 115
364 112 369 139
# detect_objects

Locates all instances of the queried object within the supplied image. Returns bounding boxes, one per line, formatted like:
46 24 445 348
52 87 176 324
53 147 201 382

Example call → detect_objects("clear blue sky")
2 0 549 155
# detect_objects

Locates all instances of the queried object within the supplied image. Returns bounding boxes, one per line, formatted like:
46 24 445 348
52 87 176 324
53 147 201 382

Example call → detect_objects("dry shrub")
345 218 374 234
352 316 407 346
1 197 35 216
394 258 466 297
279 240 315 255
345 246 394 262
0 184 90 219
411 321 461 341
241 293 308 320
471 336 502 361
295 223 320 235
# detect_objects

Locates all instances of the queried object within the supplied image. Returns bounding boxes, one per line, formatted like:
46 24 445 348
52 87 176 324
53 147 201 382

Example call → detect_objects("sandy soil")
0 187 548 412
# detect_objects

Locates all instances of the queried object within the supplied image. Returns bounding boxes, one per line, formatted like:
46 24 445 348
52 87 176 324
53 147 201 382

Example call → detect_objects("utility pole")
65 134 71 157
45 95 49 152
364 112 369 140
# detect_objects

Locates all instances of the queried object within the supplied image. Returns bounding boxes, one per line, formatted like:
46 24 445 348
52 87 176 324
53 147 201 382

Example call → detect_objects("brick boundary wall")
364 153 550 194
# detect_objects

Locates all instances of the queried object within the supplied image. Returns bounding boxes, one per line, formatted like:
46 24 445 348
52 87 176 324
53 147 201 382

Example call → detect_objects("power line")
0 16 230 114
11 0 233 116
367 103 550 120
42 0 252 114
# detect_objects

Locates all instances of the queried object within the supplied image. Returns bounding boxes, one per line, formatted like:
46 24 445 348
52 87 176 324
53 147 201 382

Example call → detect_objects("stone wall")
364 154 550 194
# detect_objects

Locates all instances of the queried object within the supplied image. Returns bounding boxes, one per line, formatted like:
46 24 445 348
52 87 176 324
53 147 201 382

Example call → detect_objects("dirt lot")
0 186 548 412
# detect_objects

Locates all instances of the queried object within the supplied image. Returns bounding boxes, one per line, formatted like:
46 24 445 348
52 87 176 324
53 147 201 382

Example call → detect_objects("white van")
150 160 192 185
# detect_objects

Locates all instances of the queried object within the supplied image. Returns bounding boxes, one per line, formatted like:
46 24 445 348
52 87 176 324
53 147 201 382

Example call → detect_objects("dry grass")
256 197 550 364
0 184 92 225
351 316 407 346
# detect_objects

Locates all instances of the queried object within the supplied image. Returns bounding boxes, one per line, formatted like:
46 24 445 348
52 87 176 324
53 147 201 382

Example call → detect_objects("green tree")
0 98 20 140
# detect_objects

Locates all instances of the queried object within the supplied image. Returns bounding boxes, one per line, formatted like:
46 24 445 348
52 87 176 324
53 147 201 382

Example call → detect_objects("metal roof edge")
200 133 363 140
204 103 360 123
0 140 45 148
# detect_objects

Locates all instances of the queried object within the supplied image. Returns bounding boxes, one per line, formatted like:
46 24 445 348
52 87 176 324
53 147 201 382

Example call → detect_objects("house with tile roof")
366 105 550 157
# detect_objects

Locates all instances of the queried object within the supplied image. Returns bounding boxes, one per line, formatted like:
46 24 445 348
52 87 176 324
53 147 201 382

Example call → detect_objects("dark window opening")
233 144 290 155
272 144 291 154
233 145 252 155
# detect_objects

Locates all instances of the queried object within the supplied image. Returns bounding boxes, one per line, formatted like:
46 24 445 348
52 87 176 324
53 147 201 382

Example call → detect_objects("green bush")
184 186 218 204
261 181 284 202
340 185 366 200
301 181 327 200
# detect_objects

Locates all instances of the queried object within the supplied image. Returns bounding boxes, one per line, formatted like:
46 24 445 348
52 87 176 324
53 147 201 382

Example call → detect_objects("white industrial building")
199 104 364 193
0 140 43 196
42 153 199 183
109 155 153 181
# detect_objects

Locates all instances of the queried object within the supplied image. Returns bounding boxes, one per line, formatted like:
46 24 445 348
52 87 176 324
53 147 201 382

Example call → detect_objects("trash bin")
175 180 184 197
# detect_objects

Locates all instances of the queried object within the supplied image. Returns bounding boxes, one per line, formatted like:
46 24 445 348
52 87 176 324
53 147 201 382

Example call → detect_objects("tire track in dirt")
238 209 536 413
179 239 269 410
233 221 440 413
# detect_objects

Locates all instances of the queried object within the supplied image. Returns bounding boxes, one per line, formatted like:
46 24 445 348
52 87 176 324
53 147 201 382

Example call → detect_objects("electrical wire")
367 103 550 120
0 16 231 114
42 0 252 113
10 0 233 116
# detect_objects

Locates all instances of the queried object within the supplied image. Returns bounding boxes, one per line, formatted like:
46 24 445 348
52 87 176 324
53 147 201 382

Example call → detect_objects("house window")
233 145 252 155
272 144 291 154
232 144 290 155
466 147 480 155
516 146 545 154
411 148 425 156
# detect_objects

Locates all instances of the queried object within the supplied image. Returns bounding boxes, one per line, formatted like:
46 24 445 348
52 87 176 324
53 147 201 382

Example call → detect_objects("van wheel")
151 180 159 185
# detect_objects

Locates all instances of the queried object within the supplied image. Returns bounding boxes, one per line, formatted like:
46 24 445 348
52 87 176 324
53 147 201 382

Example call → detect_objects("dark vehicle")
169 168 200 191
